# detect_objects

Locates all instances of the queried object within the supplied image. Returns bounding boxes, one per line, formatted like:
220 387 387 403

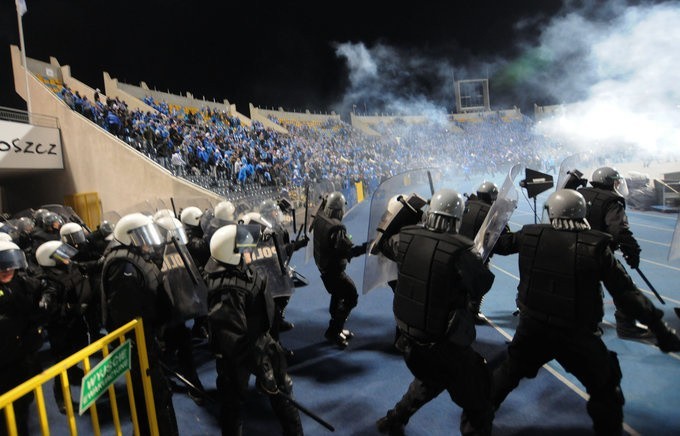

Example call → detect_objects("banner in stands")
0 120 63 169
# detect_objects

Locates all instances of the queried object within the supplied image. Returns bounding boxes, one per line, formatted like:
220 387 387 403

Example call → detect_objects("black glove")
256 360 279 395
648 319 680 353
623 251 640 269
349 241 369 258
293 237 309 251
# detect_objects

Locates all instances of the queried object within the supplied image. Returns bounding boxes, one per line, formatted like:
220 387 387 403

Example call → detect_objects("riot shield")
362 168 443 294
556 153 589 191
40 204 90 230
669 212 680 262
160 238 209 321
171 197 218 218
243 226 296 298
473 164 523 263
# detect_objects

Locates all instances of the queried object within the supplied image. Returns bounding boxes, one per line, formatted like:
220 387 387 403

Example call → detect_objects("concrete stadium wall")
8 44 222 214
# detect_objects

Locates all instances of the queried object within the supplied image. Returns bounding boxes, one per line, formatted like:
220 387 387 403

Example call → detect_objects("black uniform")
101 245 179 436
384 224 496 435
38 264 90 411
312 211 365 346
204 259 302 436
492 224 668 435
579 186 645 335
0 272 45 436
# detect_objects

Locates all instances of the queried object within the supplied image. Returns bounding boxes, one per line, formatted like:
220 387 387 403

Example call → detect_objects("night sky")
0 1 670 118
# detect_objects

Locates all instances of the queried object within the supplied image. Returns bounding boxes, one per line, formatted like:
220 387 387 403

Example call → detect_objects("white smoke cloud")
331 41 457 122
533 1 680 157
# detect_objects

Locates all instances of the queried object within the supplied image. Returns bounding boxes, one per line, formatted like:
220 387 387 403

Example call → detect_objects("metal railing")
0 106 60 129
0 318 158 436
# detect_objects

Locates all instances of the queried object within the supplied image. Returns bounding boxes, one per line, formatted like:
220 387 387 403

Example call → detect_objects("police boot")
275 297 294 332
469 298 486 325
324 320 350 349
615 311 653 340
376 409 406 436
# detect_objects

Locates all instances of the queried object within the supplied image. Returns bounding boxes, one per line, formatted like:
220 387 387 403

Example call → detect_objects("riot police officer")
60 222 105 340
204 225 303 435
492 189 680 435
35 240 89 413
578 166 648 339
0 240 44 436
252 199 308 337
312 191 367 348
180 206 211 269
100 213 179 436
459 181 503 323
376 188 496 435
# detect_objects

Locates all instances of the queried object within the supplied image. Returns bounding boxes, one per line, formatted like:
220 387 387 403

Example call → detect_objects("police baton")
159 361 216 404
276 390 335 432
635 267 665 305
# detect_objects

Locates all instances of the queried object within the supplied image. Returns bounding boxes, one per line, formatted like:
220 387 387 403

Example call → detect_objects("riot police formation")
0 240 45 436
376 188 496 435
459 181 503 323
31 211 64 252
312 191 368 348
100 213 179 436
491 189 680 435
203 225 303 435
578 166 649 340
35 240 90 413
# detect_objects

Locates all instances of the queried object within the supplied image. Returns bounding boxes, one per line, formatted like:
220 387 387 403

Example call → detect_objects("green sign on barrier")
79 340 131 415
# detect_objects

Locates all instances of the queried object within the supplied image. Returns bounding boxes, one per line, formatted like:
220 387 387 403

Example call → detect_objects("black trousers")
403 339 494 435
0 354 41 436
492 314 624 435
320 271 358 330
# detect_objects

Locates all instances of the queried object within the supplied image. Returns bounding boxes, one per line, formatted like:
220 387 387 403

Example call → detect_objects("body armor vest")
579 187 625 232
459 200 491 240
393 225 471 341
313 213 346 274
205 265 274 342
43 267 91 313
517 224 611 329
101 247 163 329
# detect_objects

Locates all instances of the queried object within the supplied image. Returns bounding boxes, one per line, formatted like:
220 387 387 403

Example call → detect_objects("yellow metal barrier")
0 318 159 436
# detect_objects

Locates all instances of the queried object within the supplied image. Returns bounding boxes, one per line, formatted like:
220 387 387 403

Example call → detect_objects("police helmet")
152 209 175 221
259 199 284 225
544 189 587 220
325 191 346 219
60 222 87 246
113 213 164 248
33 208 51 228
15 217 35 235
0 240 27 271
41 212 64 233
476 181 499 204
210 224 255 266
155 215 188 245
240 211 272 229
180 206 203 228
591 166 629 196
98 220 114 240
214 201 236 223
424 188 464 233
36 240 78 267
0 233 13 242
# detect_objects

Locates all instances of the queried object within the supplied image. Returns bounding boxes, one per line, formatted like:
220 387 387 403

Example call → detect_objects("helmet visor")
614 178 629 197
127 223 164 248
63 230 87 246
0 249 27 271
235 224 260 251
52 243 78 264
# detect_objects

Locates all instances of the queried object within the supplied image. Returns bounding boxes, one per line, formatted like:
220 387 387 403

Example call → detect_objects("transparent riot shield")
556 153 589 191
669 212 680 262
40 203 90 230
362 168 442 294
171 196 219 218
473 163 523 263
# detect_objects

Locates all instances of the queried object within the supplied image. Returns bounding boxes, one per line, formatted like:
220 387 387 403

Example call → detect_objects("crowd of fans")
58 84 576 206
